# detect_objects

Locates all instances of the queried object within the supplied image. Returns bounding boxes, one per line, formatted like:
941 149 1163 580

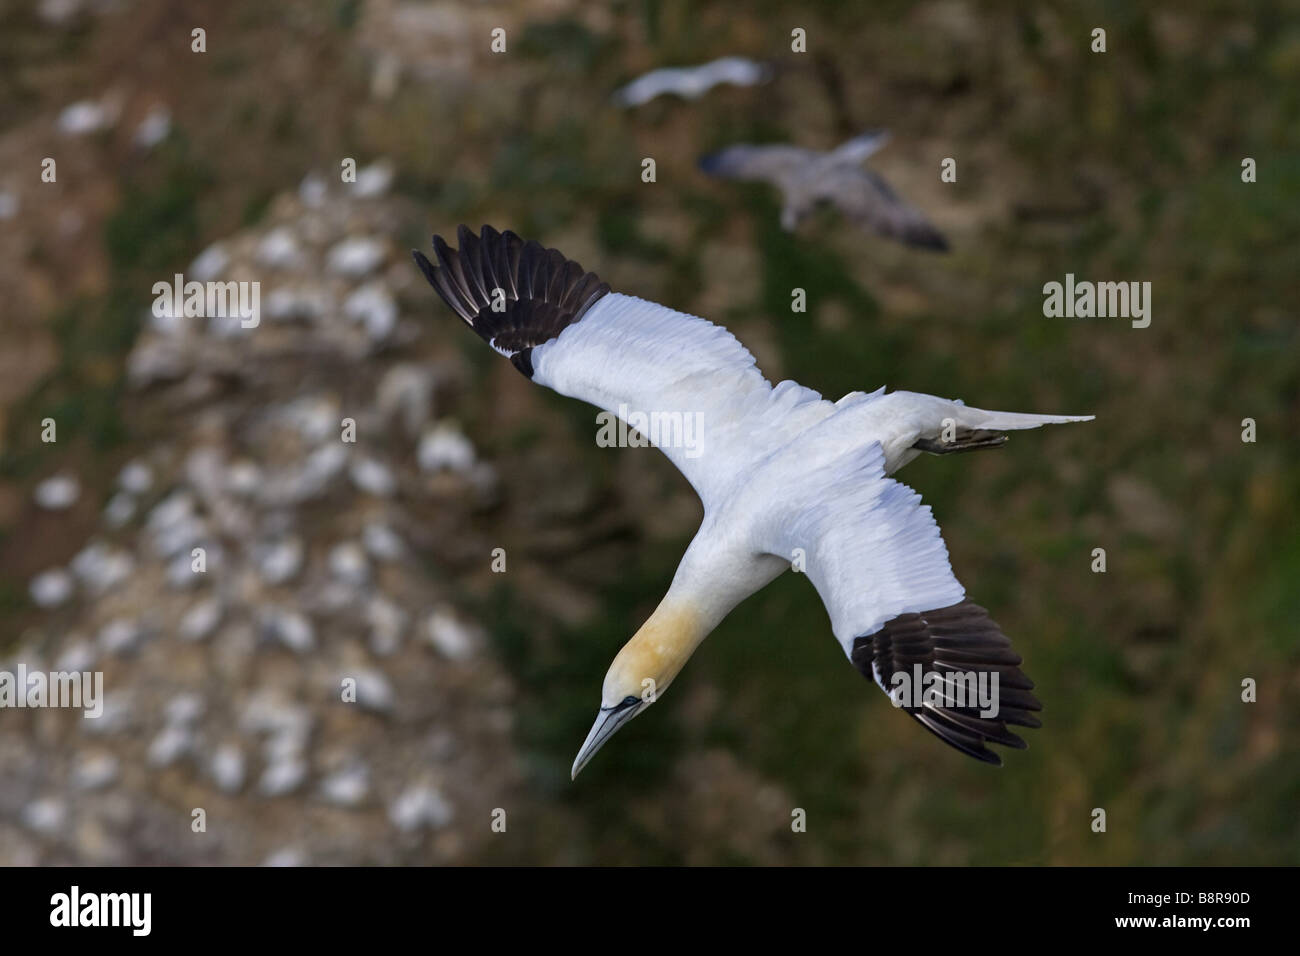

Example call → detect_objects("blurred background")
0 0 1296 865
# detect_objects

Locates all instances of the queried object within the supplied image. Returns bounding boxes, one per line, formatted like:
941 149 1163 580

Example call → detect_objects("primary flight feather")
413 225 1092 776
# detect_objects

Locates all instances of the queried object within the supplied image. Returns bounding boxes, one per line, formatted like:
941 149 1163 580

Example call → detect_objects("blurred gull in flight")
613 56 772 107
414 226 1092 777
699 129 951 250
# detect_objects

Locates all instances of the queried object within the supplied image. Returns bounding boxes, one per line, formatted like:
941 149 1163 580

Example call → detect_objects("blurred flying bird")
413 226 1092 777
612 56 772 107
699 130 950 250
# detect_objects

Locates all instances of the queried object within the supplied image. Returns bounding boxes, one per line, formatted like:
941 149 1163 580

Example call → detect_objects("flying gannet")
412 226 1092 777
612 57 773 107
699 130 950 251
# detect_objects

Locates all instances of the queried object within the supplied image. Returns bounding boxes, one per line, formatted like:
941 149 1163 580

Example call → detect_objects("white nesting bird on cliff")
700 130 950 250
414 226 1092 777
612 57 772 107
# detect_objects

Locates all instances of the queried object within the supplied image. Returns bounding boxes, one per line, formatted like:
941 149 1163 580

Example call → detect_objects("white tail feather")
957 406 1095 431
868 391 1093 474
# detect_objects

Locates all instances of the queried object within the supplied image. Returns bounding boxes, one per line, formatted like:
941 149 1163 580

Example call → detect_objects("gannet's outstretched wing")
413 225 831 509
814 164 949 251
697 143 819 192
613 57 771 107
756 442 1041 764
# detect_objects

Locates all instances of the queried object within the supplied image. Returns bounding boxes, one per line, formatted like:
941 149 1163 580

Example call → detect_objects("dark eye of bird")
621 695 638 707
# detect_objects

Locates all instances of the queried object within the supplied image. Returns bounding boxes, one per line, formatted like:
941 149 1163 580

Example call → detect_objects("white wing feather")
532 293 832 508
749 440 964 655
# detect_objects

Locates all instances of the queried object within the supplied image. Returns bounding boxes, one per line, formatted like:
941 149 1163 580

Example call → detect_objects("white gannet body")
414 226 1092 776
612 56 773 107
699 130 951 250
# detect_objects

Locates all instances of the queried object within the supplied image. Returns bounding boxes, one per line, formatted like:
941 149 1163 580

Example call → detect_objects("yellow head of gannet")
571 598 706 779
414 226 1094 777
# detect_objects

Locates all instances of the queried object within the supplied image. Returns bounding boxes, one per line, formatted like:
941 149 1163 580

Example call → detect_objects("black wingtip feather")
411 249 437 288
851 600 1042 765
916 229 950 252
414 225 611 377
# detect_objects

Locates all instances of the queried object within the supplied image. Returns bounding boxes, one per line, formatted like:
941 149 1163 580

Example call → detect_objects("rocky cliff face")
2 174 528 864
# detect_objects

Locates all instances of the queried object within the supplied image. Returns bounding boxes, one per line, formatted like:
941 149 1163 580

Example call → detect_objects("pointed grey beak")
571 699 642 780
